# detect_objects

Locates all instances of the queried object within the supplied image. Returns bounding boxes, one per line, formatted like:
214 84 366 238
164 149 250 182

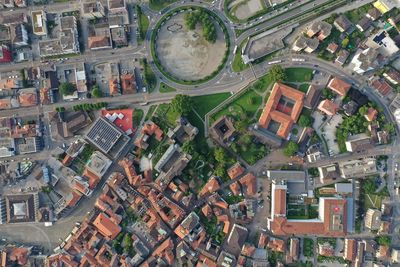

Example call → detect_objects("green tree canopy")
91 85 102 98
298 114 313 127
214 147 227 164
283 141 299 157
268 65 286 82
171 94 193 115
59 82 76 96
182 140 195 155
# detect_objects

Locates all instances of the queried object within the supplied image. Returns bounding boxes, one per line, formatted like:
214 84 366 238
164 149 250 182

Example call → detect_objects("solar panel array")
86 117 122 153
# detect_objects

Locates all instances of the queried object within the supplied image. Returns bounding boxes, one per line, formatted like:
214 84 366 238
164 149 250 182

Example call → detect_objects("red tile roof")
82 168 100 189
365 107 378 122
40 87 51 105
326 43 339 53
120 73 136 94
109 78 119 95
371 79 393 96
101 109 134 134
201 203 213 218
18 90 37 107
239 172 257 196
0 98 11 110
318 99 339 116
327 77 351 96
9 248 29 266
198 176 220 197
259 83 305 139
227 163 245 179
93 212 121 240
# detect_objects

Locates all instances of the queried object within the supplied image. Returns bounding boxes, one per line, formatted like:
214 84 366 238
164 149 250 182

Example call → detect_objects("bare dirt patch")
155 13 226 81
229 0 264 20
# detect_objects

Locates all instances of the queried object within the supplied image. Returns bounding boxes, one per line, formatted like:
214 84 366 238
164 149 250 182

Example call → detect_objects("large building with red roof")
268 182 347 236
0 45 12 63
92 212 121 240
327 77 351 97
259 83 305 139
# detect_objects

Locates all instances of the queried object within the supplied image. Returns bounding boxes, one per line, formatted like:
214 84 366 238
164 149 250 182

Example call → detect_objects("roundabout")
150 6 230 85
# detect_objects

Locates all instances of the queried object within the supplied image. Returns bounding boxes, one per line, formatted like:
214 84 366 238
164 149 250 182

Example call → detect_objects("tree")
268 65 286 82
91 85 102 98
341 38 349 48
215 164 225 177
234 119 248 133
358 105 368 116
171 94 193 115
59 82 76 96
384 123 396 135
214 147 227 164
283 141 299 157
298 114 313 127
182 140 195 155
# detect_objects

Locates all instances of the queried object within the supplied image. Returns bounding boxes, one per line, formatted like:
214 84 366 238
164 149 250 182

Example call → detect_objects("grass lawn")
303 238 314 257
144 105 157 121
253 73 274 93
232 41 247 72
148 0 177 11
155 103 180 126
159 82 176 93
298 84 310 93
364 193 382 209
239 145 268 165
133 109 144 127
138 7 150 44
191 93 231 118
284 68 313 82
211 89 262 123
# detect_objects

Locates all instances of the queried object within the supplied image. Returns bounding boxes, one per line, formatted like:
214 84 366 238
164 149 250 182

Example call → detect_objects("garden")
303 238 314 258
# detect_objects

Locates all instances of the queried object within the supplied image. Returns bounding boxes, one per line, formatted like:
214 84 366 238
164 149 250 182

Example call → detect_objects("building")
364 209 382 230
327 77 351 97
225 224 248 256
344 239 357 262
335 49 350 65
92 212 121 240
120 73 136 94
167 117 198 144
345 133 373 152
10 24 28 47
88 25 112 50
383 69 400 85
373 0 399 14
50 110 91 139
154 144 191 191
0 12 27 26
111 27 127 47
334 15 352 32
306 21 332 40
365 107 378 122
292 36 319 53
371 78 393 97
351 48 381 74
268 182 348 236
39 16 80 57
4 193 39 223
258 83 305 139
81 0 105 19
31 10 47 36
108 0 126 13
0 45 12 63
85 151 112 181
326 42 339 54
339 158 377 178
365 30 399 57
356 17 372 32
134 120 163 150
57 63 87 95
18 88 37 107
318 99 339 116
210 116 236 142
85 117 130 158
366 7 382 20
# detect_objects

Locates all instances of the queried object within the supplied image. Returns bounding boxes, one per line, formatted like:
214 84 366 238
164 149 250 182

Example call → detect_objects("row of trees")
185 9 217 43
72 102 108 111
